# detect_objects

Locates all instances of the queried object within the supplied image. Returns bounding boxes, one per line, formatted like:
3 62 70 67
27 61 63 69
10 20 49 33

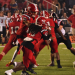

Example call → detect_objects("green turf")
0 44 75 75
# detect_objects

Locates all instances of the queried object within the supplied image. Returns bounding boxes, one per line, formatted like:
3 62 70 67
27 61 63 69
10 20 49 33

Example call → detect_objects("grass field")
0 43 75 75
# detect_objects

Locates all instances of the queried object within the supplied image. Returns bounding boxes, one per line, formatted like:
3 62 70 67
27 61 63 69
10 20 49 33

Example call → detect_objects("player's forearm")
67 20 72 25
56 28 64 38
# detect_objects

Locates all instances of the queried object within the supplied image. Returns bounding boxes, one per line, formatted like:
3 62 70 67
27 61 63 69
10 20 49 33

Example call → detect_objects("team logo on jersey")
42 20 46 24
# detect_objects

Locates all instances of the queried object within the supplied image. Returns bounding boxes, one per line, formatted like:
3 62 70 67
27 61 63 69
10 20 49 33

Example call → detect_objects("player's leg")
33 39 46 59
63 33 75 55
2 27 6 45
0 43 13 61
5 62 30 75
22 46 37 74
49 37 62 68
0 36 15 61
6 44 21 67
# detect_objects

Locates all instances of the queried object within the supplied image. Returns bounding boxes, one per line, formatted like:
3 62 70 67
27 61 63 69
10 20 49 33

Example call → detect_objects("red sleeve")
68 15 72 22
16 22 25 35
41 27 48 36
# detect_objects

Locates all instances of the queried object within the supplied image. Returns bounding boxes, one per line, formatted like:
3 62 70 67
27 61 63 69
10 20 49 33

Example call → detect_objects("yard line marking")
0 46 5 47
62 48 67 49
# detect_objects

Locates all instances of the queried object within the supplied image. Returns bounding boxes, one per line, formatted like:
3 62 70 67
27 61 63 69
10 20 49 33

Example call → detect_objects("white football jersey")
56 19 66 38
6 16 12 27
0 16 7 31
58 19 65 36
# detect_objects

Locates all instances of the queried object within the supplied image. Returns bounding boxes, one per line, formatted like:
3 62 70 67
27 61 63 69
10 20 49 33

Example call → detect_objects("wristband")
49 38 51 41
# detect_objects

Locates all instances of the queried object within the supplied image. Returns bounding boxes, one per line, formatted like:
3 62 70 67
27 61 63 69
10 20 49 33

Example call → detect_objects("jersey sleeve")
41 28 51 40
60 21 64 26
68 15 72 22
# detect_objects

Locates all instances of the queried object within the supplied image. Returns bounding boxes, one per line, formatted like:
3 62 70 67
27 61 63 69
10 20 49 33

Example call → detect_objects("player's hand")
51 37 55 40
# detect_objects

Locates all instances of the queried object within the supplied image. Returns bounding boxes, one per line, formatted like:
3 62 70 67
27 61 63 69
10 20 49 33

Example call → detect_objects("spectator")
61 13 70 27
10 0 18 15
68 10 75 36
51 0 61 13
67 8 72 17
71 5 75 14
36 0 43 13
0 11 7 45
61 12 68 19
58 0 65 7
61 2 67 13
42 0 52 11
0 3 2 11
2 4 9 15
59 2 67 19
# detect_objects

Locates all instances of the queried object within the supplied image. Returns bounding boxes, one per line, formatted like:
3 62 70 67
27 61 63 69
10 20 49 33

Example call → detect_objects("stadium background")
0 0 75 43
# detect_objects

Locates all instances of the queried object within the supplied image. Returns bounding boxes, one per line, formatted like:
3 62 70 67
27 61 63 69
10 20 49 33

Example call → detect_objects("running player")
0 14 20 61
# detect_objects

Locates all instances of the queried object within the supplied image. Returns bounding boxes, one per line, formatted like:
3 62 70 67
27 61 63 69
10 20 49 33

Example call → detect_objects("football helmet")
27 3 39 12
35 16 47 27
22 14 30 22
11 13 20 22
40 10 49 19
21 14 31 26
27 3 39 17
52 12 57 21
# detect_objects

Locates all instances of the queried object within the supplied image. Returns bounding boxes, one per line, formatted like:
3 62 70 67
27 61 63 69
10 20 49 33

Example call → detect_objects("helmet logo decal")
28 6 31 11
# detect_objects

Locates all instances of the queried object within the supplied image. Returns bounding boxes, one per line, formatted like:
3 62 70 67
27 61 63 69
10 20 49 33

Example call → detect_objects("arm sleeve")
68 15 72 22
41 29 51 40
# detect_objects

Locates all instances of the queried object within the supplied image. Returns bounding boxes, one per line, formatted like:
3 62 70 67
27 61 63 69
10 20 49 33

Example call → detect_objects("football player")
49 19 75 66
4 16 52 75
0 11 7 45
5 3 39 68
39 10 67 68
0 14 20 61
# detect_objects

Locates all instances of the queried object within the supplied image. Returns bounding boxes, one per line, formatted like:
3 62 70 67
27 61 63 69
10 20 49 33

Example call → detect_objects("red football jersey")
8 21 20 35
46 18 56 37
16 21 29 37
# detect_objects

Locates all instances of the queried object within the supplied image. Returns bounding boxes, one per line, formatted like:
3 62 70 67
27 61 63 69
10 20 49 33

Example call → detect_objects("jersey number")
1 19 3 23
11 26 19 34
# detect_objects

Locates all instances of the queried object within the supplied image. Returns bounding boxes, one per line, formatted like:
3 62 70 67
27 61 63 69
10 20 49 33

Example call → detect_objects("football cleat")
13 62 17 67
28 68 37 74
20 71 29 75
58 65 62 68
5 70 12 75
33 64 39 68
6 62 14 67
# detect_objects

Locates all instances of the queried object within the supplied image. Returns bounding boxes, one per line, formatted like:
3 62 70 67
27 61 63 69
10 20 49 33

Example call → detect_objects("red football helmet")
27 3 39 12
22 14 30 21
11 13 20 22
40 10 49 19
35 16 47 27
27 3 39 17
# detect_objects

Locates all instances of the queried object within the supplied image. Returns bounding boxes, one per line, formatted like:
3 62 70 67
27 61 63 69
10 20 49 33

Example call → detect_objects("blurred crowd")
0 0 75 44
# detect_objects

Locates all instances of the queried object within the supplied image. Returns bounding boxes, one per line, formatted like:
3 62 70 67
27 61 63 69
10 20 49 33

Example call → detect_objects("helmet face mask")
22 14 31 27
11 13 20 22
35 16 47 27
